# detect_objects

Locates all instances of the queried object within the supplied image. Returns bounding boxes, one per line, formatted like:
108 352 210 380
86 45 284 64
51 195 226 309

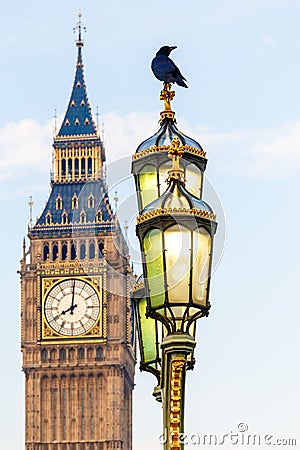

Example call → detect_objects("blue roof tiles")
32 180 113 233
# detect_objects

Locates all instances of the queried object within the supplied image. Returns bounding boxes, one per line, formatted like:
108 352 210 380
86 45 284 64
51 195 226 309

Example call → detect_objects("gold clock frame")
40 274 107 344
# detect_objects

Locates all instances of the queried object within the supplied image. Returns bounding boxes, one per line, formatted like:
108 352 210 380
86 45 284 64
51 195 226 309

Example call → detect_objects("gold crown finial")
160 82 176 121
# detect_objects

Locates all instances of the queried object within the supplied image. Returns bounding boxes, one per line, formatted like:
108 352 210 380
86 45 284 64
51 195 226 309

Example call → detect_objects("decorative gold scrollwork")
169 358 185 450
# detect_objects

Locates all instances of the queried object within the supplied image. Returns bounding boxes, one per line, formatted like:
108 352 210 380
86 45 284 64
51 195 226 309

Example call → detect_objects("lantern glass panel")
138 297 157 362
185 163 202 198
164 225 190 303
139 164 158 210
158 160 172 195
192 227 211 306
144 229 165 308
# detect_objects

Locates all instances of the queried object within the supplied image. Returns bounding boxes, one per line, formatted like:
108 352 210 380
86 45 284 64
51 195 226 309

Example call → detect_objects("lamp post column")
160 333 196 450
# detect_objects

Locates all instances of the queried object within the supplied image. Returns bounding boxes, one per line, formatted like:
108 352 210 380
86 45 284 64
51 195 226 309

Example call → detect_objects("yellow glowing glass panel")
192 228 211 306
164 225 190 303
185 164 202 198
144 229 165 308
139 164 158 210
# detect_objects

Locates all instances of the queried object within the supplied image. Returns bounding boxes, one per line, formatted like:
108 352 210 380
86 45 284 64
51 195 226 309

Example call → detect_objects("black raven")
151 46 188 88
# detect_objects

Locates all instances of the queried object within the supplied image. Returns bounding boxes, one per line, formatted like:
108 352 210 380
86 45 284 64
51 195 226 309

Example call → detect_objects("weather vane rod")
73 10 86 46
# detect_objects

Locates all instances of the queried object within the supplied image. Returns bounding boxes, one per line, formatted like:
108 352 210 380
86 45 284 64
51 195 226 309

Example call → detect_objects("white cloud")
0 113 300 184
0 119 52 181
196 121 300 179
103 111 158 161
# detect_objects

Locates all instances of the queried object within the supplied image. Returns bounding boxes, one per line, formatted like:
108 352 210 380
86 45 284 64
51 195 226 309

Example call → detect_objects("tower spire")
74 10 86 47
56 11 97 139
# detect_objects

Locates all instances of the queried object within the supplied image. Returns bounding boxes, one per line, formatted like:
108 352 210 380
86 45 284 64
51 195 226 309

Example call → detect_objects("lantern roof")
135 117 203 154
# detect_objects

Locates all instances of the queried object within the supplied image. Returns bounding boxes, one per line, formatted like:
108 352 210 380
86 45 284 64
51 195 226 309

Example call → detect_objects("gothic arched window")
43 244 49 261
52 243 58 261
89 242 95 259
81 158 86 175
68 159 72 178
62 243 67 260
72 194 78 210
80 210 86 224
87 347 94 361
88 157 92 175
56 195 62 210
88 194 94 208
59 348 66 361
96 209 102 222
71 243 76 260
78 348 84 359
50 349 56 361
75 158 79 176
62 211 68 225
96 346 103 360
41 349 47 362
80 243 86 260
98 241 104 258
96 347 103 361
46 212 52 225
61 159 66 177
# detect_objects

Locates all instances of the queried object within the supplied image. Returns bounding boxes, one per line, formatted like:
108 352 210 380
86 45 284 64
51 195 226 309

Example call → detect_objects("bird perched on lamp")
151 45 188 88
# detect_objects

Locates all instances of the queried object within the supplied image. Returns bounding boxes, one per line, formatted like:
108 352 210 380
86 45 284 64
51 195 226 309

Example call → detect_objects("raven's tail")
175 77 188 88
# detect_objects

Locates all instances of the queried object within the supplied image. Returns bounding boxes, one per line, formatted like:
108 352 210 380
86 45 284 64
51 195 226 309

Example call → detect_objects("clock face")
44 279 100 336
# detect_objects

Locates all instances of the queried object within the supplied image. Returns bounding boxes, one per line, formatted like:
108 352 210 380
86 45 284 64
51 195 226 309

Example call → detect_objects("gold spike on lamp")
133 109 217 450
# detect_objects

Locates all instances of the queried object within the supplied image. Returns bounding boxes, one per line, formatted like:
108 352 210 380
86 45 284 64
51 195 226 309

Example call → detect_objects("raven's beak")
169 46 177 52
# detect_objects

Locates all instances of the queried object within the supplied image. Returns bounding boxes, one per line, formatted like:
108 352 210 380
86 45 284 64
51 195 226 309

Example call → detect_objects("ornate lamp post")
132 82 217 450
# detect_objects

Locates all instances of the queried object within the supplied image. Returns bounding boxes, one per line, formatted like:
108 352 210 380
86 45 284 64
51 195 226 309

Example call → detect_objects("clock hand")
69 304 78 315
62 280 77 315
71 280 75 308
61 303 78 315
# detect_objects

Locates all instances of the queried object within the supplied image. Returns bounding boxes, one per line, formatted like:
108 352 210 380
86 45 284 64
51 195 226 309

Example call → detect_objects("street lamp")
132 84 217 450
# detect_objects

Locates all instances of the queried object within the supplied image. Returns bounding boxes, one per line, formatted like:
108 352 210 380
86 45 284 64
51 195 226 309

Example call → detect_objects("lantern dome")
132 117 208 215
136 117 203 153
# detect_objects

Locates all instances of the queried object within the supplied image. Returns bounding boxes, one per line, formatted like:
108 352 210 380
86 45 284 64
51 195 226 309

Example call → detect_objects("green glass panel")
144 229 165 308
139 164 158 209
164 225 190 303
185 163 202 198
192 228 211 306
138 298 156 362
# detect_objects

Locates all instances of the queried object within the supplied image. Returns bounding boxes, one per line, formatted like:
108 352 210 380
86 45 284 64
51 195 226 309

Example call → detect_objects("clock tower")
20 14 135 450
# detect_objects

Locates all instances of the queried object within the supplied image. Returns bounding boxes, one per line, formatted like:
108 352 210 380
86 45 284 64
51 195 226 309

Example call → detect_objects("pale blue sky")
0 1 300 449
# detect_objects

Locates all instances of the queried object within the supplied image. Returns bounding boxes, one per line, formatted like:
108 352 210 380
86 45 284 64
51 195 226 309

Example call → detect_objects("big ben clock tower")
20 13 135 450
